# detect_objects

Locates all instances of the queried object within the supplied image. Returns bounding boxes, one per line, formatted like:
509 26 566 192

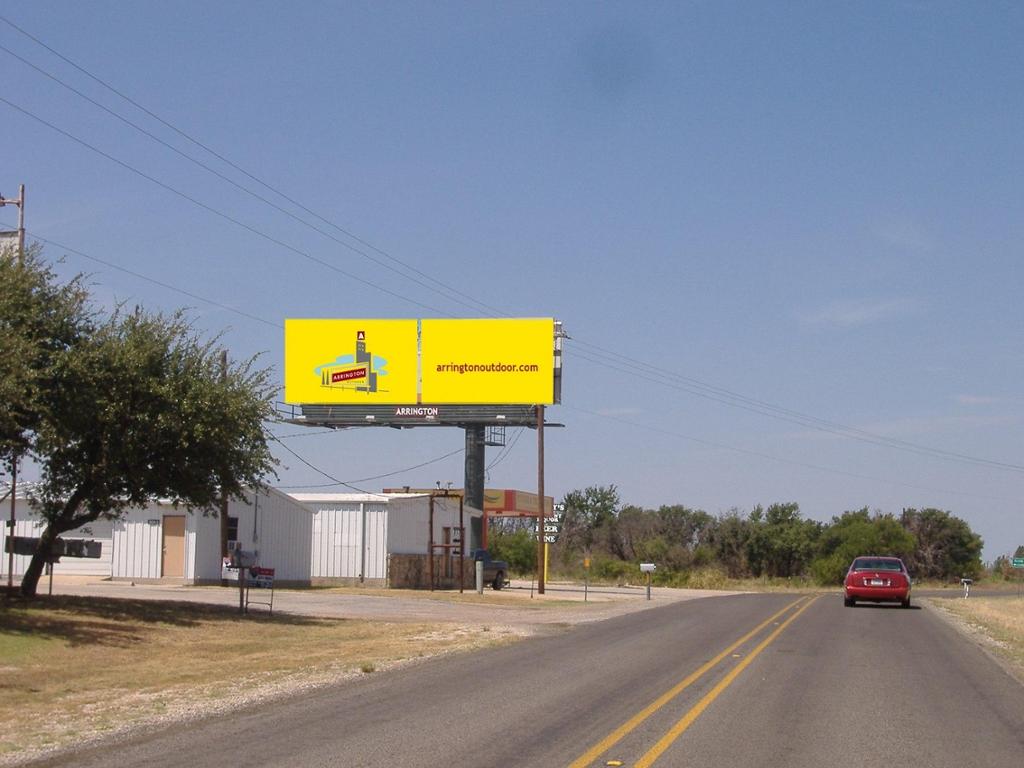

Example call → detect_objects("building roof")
286 492 427 504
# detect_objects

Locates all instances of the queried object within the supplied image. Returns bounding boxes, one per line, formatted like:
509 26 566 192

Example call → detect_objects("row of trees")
490 485 986 584
1 246 276 596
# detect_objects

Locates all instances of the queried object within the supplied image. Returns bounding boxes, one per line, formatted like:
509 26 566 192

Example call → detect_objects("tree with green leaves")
0 244 91 472
900 508 983 580
556 485 620 557
746 502 821 579
2 248 277 597
810 508 916 584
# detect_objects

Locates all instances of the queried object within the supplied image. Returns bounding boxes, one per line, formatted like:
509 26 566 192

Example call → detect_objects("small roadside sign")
1012 557 1024 568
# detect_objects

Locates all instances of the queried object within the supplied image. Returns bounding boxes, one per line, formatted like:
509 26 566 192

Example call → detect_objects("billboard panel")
420 318 554 404
381 488 554 516
285 319 418 404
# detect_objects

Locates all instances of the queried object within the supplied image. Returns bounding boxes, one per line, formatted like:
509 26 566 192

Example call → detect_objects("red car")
843 556 912 608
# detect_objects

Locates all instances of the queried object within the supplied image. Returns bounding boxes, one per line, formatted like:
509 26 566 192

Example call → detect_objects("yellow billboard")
284 319 418 404
420 318 554 404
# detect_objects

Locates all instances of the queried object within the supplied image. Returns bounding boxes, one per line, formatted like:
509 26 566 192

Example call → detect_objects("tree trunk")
19 487 89 598
19 524 59 598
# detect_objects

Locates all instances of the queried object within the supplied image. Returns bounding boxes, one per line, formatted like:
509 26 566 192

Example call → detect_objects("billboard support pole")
464 427 485 515
536 404 545 595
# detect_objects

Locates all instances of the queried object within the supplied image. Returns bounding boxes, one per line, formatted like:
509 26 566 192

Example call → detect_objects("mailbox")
640 563 657 573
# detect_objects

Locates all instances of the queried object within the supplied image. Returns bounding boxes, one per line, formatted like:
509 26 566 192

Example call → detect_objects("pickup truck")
470 549 510 590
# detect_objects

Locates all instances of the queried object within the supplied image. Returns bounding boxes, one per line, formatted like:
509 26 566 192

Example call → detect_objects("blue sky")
4 2 1022 558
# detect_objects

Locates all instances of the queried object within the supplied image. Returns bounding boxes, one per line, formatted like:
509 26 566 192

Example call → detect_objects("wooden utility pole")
2 184 25 592
536 404 545 595
219 349 230 586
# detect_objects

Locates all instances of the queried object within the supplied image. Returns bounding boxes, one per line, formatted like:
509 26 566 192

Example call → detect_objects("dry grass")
0 595 520 762
930 597 1024 675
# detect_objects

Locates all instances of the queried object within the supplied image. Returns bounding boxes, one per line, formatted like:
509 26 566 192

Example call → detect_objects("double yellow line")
568 595 819 768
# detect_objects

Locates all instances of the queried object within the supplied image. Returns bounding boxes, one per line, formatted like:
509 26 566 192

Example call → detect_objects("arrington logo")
313 330 390 394
394 406 439 417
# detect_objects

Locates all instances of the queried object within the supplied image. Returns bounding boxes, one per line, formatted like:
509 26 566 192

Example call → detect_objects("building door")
161 516 186 577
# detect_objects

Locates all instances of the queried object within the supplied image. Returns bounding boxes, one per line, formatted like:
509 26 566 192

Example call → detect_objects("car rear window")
852 558 903 571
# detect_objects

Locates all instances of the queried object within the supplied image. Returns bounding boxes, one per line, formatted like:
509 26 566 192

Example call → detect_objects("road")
29 593 1024 768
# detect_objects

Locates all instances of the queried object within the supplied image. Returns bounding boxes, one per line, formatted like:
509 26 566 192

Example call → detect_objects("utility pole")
536 404 545 595
2 184 25 592
0 184 25 256
219 349 230 586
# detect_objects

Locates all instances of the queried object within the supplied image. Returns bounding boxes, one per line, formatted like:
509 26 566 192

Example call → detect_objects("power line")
266 432 380 496
486 428 525 475
267 429 338 440
13 211 1022 483
0 94 454 317
269 433 464 491
0 14 503 319
5 16 1020 479
344 447 465 484
11 225 284 329
566 344 1024 475
0 41 500 317
563 404 1019 504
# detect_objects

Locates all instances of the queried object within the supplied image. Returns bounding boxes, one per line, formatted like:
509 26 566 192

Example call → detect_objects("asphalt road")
30 593 1024 768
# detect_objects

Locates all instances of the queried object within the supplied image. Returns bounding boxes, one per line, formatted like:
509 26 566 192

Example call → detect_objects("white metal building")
289 492 483 585
2 487 313 586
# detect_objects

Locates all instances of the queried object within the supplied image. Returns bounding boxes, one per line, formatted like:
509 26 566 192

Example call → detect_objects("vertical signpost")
640 563 656 600
583 555 590 602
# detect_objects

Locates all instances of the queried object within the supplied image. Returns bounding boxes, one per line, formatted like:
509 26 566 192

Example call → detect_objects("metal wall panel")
301 498 391 580
186 510 220 581
310 503 363 578
111 512 161 579
364 504 387 579
244 488 313 583
0 499 113 578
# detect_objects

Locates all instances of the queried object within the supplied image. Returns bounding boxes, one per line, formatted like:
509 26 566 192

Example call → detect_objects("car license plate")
869 579 886 586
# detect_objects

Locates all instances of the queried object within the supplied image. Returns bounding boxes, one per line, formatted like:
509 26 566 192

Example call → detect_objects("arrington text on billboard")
435 362 541 374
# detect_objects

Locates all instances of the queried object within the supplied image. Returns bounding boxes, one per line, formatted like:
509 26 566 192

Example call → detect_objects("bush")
810 554 849 585
592 556 634 584
487 529 536 575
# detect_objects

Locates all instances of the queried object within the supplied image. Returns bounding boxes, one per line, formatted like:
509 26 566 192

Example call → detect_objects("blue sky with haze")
4 2 1022 558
